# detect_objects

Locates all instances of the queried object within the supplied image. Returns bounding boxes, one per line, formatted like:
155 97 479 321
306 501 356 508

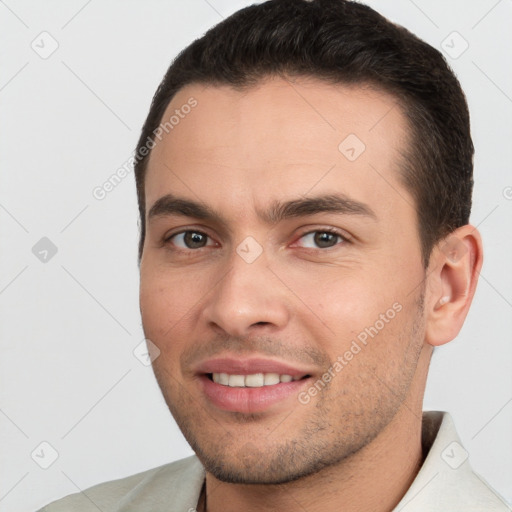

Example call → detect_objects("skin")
139 76 483 512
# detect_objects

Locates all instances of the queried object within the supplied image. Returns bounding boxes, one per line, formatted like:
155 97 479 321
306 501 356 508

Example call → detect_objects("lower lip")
199 375 310 413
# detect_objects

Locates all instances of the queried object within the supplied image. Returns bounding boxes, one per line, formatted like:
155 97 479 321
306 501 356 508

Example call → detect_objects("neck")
204 347 432 512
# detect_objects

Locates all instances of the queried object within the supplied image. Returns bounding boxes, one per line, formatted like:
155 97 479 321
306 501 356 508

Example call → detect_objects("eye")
166 230 215 250
296 230 346 249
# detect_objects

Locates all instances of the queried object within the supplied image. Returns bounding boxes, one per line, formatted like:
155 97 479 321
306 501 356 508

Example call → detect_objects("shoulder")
37 455 205 512
394 411 511 511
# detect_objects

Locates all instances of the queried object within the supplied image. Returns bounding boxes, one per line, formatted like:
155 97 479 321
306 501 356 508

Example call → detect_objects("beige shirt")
38 411 511 511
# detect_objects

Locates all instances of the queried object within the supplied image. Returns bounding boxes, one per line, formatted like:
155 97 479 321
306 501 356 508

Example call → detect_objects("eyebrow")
147 192 377 225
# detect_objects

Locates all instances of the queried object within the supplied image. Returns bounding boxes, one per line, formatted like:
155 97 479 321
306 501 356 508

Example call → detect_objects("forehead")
144 76 413 221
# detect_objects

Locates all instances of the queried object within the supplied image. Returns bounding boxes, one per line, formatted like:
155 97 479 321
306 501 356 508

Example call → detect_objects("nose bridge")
202 240 289 336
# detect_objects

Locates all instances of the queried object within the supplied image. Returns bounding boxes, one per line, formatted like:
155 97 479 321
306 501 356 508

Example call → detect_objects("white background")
1 1 511 510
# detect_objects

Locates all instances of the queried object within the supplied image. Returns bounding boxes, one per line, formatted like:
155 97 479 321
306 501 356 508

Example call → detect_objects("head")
134 0 474 269
136 0 482 485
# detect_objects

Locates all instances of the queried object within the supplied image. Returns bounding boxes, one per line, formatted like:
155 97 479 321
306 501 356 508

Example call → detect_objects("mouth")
207 372 308 387
194 358 314 413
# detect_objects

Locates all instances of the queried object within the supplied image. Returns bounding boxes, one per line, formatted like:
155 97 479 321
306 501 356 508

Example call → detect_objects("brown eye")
297 230 345 249
168 231 211 249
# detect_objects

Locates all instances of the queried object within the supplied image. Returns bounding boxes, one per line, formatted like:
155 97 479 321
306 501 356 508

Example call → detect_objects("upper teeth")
212 372 299 387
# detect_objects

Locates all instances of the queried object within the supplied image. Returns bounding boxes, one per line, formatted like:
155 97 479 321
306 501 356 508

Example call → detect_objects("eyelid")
164 224 212 239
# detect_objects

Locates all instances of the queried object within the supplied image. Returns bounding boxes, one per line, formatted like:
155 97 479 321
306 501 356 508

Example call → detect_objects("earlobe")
434 295 451 309
425 226 484 347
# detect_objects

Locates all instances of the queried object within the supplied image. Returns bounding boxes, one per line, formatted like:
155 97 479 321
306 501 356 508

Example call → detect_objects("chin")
193 439 348 485
203 460 325 485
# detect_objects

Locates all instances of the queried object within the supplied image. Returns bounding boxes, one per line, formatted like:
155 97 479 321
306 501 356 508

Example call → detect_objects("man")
39 0 509 510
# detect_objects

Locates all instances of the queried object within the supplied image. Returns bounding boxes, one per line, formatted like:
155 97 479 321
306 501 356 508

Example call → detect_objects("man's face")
139 77 428 484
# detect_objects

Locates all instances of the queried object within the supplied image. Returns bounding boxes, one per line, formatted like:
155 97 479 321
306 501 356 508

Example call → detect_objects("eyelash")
164 227 349 252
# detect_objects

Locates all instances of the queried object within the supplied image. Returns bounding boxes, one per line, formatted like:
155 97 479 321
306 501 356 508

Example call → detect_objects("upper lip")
194 357 314 378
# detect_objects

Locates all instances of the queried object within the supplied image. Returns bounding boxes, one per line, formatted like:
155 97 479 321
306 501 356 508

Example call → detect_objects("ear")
424 225 484 347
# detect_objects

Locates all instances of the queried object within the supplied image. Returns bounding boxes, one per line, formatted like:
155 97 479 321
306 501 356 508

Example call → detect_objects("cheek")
139 279 193 382
288 265 418 357
290 271 385 331
139 266 199 342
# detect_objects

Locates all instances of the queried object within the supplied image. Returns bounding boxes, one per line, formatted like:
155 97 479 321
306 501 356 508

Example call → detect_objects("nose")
201 247 291 338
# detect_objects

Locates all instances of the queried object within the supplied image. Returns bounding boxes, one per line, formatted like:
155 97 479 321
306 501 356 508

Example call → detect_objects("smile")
193 357 315 413
210 372 303 387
